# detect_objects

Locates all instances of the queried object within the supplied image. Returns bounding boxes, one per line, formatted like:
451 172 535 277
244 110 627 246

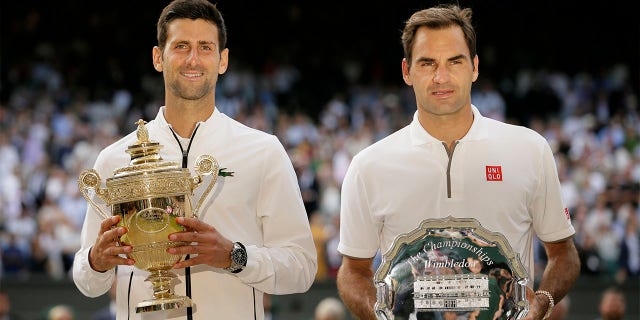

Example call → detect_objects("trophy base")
136 295 193 313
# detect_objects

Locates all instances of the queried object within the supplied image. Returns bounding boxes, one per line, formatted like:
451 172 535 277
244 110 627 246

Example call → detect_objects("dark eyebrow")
415 57 435 64
174 39 215 46
448 54 466 62
414 54 467 64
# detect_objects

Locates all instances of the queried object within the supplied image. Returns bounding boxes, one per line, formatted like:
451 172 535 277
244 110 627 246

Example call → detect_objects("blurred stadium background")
1 0 639 319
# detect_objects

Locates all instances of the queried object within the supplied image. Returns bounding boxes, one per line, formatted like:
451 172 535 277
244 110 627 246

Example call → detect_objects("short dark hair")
401 4 476 67
156 0 227 52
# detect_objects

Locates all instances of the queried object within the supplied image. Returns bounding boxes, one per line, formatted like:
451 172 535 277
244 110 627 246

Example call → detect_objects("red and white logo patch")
564 207 570 220
486 166 502 181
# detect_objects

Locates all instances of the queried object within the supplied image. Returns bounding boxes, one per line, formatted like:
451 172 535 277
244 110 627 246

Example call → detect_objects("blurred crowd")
1 33 639 293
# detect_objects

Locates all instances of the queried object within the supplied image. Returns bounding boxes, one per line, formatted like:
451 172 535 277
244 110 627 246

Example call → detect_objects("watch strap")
225 242 247 274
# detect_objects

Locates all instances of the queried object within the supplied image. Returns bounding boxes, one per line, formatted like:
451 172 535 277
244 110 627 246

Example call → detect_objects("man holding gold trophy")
336 4 580 320
72 0 317 319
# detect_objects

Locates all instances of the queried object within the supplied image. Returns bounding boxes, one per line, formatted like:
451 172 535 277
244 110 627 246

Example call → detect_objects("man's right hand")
88 216 135 272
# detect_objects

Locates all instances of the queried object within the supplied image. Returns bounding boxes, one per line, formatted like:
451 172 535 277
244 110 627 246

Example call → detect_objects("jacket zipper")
169 123 200 320
442 141 459 198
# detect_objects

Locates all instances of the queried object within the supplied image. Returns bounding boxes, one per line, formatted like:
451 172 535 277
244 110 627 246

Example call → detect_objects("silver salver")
374 216 530 320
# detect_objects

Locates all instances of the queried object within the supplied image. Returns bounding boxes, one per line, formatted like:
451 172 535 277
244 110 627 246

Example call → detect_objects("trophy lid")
79 119 216 208
113 119 181 177
103 120 192 204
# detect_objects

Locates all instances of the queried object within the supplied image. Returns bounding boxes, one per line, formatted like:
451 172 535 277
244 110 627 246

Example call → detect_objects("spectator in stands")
596 286 626 320
1 234 29 277
46 304 74 320
0 291 22 320
616 211 640 283
314 297 346 320
263 294 275 320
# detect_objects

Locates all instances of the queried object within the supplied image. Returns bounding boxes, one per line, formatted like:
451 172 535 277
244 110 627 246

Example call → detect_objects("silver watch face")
374 216 530 320
231 243 247 268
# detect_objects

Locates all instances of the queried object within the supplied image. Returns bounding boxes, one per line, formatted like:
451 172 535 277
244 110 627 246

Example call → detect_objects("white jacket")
73 107 317 320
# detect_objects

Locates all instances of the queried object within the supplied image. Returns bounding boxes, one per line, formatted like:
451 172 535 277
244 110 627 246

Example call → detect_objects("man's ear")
472 55 479 82
218 48 229 75
402 58 412 86
152 46 163 72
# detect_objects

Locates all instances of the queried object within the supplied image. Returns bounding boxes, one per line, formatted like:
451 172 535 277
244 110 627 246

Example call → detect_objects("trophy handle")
78 169 111 220
191 155 219 219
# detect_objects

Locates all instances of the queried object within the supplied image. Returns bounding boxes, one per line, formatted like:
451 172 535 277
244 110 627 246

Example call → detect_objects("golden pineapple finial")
135 119 149 143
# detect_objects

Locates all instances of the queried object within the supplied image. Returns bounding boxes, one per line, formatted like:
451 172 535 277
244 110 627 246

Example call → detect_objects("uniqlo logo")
486 166 502 181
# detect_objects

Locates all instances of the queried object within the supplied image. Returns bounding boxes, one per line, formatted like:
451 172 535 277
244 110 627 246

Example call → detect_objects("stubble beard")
169 78 213 101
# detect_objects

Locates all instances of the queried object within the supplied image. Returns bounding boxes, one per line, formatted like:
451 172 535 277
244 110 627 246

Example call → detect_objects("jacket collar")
154 106 221 134
409 104 489 146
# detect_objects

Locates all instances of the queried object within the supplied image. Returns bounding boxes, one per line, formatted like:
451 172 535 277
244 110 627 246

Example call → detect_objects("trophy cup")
78 119 219 313
374 216 530 320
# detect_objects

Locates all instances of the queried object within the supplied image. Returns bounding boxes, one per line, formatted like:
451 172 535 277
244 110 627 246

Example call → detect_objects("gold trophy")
78 119 219 313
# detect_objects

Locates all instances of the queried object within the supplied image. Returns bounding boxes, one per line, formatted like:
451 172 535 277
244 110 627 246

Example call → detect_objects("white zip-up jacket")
73 107 317 320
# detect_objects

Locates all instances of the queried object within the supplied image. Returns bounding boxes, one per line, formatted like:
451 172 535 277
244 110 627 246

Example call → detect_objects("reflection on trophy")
78 119 219 313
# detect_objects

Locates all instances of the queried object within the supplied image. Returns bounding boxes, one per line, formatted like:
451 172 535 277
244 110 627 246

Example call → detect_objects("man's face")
154 18 229 102
402 25 478 118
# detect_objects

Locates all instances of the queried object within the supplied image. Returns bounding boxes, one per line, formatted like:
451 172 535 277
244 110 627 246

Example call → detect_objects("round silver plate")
374 216 530 320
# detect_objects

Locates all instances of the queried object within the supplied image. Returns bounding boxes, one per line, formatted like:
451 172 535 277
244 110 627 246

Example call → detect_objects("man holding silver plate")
336 4 580 320
72 1 317 319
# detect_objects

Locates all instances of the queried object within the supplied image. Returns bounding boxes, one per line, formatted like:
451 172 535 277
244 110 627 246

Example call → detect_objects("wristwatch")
224 242 247 274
